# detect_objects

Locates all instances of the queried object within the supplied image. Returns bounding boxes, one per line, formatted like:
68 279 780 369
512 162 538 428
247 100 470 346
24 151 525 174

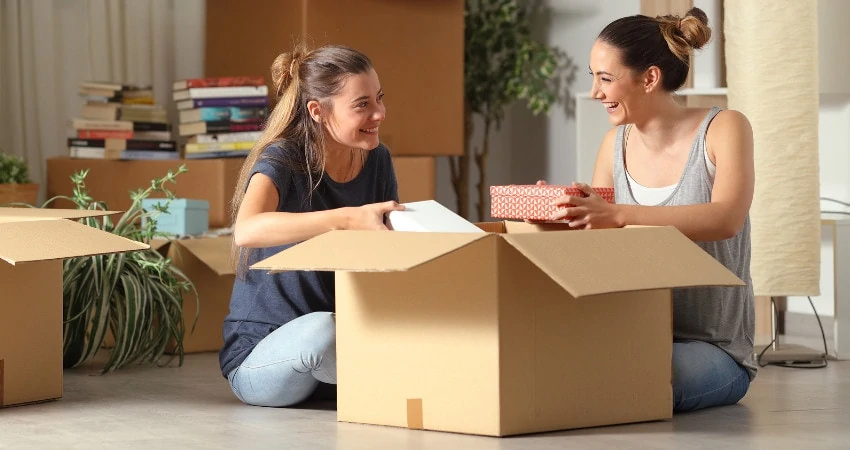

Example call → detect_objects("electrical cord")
756 296 829 369
820 197 850 208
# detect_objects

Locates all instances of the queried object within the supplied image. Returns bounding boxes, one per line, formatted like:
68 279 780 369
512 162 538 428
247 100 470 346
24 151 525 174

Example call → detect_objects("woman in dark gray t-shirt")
220 43 403 407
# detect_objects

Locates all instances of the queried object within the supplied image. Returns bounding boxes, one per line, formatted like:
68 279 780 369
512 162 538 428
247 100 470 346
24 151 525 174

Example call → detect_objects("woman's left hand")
551 182 622 229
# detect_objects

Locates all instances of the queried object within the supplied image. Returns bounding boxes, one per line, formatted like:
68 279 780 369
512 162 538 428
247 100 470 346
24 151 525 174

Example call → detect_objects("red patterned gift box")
489 185 615 221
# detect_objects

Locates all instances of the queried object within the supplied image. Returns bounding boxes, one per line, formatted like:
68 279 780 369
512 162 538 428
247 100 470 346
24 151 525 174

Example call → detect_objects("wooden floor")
1 332 848 449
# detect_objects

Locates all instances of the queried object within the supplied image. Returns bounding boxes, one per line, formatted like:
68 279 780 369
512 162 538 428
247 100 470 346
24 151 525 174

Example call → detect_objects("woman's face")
588 40 647 126
322 68 386 151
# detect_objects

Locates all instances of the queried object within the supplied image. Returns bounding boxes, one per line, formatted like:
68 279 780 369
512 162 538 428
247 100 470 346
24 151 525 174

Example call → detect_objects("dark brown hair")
230 42 373 275
598 7 711 91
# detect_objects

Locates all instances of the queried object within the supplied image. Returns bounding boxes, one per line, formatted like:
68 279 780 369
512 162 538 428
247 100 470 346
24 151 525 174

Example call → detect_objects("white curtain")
0 0 205 201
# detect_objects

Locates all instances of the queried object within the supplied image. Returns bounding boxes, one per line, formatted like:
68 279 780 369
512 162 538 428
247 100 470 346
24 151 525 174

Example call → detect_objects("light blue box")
141 198 210 236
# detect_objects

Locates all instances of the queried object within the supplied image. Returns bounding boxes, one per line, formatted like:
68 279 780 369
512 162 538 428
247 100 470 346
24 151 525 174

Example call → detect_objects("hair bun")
657 6 711 63
679 7 711 50
270 48 307 99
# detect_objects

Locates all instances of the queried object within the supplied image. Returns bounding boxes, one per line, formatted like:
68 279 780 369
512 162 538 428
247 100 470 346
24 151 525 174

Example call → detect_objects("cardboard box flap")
175 237 235 276
502 226 745 297
0 207 123 223
252 230 489 273
0 219 148 264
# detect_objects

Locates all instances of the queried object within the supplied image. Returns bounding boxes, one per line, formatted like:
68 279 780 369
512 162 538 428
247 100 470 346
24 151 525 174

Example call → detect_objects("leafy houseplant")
0 152 39 206
41 166 199 373
452 0 577 220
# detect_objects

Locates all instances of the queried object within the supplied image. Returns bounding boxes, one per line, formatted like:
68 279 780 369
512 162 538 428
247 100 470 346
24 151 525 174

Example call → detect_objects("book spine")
191 131 263 144
202 122 263 133
185 149 251 159
132 122 171 132
77 130 134 139
184 86 268 99
184 76 265 88
185 141 255 153
181 97 269 109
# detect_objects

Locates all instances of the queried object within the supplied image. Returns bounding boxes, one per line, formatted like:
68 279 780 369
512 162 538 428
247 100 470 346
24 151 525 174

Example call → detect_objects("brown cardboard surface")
166 237 234 353
393 157 435 203
175 237 234 276
502 226 745 297
252 230 489 273
46 157 244 228
0 209 148 407
496 240 672 434
205 0 463 157
336 238 501 435
1 260 64 406
255 224 742 435
0 207 123 221
0 219 148 264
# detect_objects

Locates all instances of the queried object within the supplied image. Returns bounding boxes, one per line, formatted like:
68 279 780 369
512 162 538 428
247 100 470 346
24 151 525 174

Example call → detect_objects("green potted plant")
40 166 199 373
0 152 39 206
451 0 577 220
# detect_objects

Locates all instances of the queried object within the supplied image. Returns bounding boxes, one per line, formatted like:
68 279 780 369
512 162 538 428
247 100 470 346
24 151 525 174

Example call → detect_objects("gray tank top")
613 106 757 379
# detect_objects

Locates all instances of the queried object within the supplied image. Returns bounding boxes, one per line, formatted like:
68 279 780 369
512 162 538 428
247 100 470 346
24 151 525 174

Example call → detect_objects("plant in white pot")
0 152 39 206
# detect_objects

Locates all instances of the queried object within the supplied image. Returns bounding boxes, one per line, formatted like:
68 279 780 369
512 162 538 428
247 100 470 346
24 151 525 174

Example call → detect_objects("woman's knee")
672 341 750 412
229 366 319 408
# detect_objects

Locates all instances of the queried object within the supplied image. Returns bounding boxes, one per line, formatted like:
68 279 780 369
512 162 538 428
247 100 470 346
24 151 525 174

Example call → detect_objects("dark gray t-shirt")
219 142 399 377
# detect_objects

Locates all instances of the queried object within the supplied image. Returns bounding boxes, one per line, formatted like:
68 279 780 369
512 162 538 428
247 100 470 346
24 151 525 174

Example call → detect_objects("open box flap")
0 219 148 264
175 237 235 276
0 207 123 223
501 226 745 298
251 230 490 273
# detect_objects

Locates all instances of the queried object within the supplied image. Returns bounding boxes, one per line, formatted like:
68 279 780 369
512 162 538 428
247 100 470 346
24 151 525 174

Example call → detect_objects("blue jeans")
227 312 337 407
673 340 751 413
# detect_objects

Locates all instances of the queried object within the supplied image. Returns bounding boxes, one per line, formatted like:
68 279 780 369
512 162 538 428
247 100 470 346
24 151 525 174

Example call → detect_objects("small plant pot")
0 183 39 206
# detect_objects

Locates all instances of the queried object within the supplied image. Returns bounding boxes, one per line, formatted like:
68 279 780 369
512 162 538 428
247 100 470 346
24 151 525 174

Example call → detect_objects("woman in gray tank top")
545 7 756 413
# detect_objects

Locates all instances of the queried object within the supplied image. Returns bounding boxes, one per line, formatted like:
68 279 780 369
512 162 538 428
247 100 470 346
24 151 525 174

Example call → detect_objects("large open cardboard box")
0 208 148 407
251 221 744 436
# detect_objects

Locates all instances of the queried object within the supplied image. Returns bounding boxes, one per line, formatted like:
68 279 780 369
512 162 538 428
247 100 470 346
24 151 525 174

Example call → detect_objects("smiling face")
319 68 385 152
588 40 651 126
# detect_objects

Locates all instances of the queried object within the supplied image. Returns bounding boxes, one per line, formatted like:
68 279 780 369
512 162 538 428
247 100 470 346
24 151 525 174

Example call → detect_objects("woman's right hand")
347 201 405 230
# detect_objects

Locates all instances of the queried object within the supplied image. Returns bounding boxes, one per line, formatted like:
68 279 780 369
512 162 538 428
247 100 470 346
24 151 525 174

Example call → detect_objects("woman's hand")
551 182 622 229
346 201 405 230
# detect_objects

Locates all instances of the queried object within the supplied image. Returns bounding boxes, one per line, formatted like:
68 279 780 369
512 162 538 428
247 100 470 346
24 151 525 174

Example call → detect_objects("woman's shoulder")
705 108 753 139
259 139 299 158
371 142 392 159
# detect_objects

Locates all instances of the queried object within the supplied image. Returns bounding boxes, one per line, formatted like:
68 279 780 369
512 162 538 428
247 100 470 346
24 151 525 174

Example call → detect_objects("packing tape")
406 398 423 430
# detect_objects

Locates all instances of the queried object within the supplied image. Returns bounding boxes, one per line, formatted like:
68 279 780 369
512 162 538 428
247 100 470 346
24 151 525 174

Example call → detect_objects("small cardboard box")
251 222 743 436
0 208 148 407
155 237 235 353
490 185 615 221
142 198 211 236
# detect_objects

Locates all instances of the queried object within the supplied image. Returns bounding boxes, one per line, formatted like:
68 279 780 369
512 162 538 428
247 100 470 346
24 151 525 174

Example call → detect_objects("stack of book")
173 77 269 159
68 81 177 160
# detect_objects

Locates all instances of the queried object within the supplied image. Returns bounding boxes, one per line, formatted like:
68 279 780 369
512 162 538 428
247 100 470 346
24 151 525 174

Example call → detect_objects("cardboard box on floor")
152 237 235 354
252 221 744 436
0 208 148 407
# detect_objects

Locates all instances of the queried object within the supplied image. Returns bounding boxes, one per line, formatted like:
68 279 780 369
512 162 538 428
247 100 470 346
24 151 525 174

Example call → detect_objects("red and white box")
490 185 615 221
